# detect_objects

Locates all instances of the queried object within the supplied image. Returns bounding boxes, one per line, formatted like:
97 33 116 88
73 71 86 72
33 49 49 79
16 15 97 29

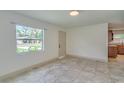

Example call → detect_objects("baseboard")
0 57 58 82
0 55 107 82
67 54 107 63
58 55 65 59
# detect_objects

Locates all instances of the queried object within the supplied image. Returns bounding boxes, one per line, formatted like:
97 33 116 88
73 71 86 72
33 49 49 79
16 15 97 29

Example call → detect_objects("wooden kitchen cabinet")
108 45 118 58
118 45 124 54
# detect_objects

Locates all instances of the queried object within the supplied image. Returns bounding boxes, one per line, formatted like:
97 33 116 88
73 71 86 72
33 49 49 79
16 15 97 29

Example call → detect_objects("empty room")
0 10 124 83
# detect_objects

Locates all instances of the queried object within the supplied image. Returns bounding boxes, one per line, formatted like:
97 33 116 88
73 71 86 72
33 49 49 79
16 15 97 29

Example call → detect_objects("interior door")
59 31 66 58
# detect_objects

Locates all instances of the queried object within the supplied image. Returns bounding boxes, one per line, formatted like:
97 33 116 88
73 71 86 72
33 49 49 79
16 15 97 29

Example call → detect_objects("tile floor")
109 55 124 63
1 56 124 83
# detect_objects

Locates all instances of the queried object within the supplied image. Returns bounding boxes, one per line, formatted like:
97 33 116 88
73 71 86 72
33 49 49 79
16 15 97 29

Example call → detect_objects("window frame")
16 24 45 54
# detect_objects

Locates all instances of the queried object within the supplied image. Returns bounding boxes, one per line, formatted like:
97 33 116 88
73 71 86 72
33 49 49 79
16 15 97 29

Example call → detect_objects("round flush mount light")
70 10 79 16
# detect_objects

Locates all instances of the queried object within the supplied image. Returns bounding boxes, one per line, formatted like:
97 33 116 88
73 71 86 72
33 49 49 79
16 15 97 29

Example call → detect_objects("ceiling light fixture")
70 10 79 16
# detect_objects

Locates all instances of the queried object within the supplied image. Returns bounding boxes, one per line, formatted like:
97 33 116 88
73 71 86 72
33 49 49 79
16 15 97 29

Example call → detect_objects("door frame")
58 31 66 59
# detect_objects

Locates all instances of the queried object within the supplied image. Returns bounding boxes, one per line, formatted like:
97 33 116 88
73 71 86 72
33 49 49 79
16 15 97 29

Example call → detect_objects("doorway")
58 31 66 59
108 23 124 62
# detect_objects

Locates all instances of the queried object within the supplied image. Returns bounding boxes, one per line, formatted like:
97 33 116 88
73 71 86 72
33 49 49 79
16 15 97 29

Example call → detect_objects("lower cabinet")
108 45 118 58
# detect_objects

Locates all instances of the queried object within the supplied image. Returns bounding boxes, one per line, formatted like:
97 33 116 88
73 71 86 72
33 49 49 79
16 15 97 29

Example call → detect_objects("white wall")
66 23 108 62
0 11 63 77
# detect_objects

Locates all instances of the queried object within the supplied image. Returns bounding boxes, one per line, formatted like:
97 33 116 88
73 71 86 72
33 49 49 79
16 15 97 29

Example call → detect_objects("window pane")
114 34 124 39
16 25 44 53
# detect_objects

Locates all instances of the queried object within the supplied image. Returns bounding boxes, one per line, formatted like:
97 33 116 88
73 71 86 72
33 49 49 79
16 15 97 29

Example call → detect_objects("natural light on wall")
16 24 44 53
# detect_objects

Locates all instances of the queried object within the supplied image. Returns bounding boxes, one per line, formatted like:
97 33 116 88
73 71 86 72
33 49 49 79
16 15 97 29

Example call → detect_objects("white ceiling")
13 10 124 28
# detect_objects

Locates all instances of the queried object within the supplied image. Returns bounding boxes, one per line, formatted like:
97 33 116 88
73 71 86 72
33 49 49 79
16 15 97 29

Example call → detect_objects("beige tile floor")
109 55 124 63
1 56 124 83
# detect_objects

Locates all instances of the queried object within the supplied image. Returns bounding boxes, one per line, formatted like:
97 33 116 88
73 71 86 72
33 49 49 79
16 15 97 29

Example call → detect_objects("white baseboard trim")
67 54 108 63
0 57 58 82
58 55 65 59
0 55 107 82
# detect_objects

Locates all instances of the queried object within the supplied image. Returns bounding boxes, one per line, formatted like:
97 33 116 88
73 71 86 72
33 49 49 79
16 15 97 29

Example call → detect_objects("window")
16 24 44 53
114 34 124 39
113 34 124 44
